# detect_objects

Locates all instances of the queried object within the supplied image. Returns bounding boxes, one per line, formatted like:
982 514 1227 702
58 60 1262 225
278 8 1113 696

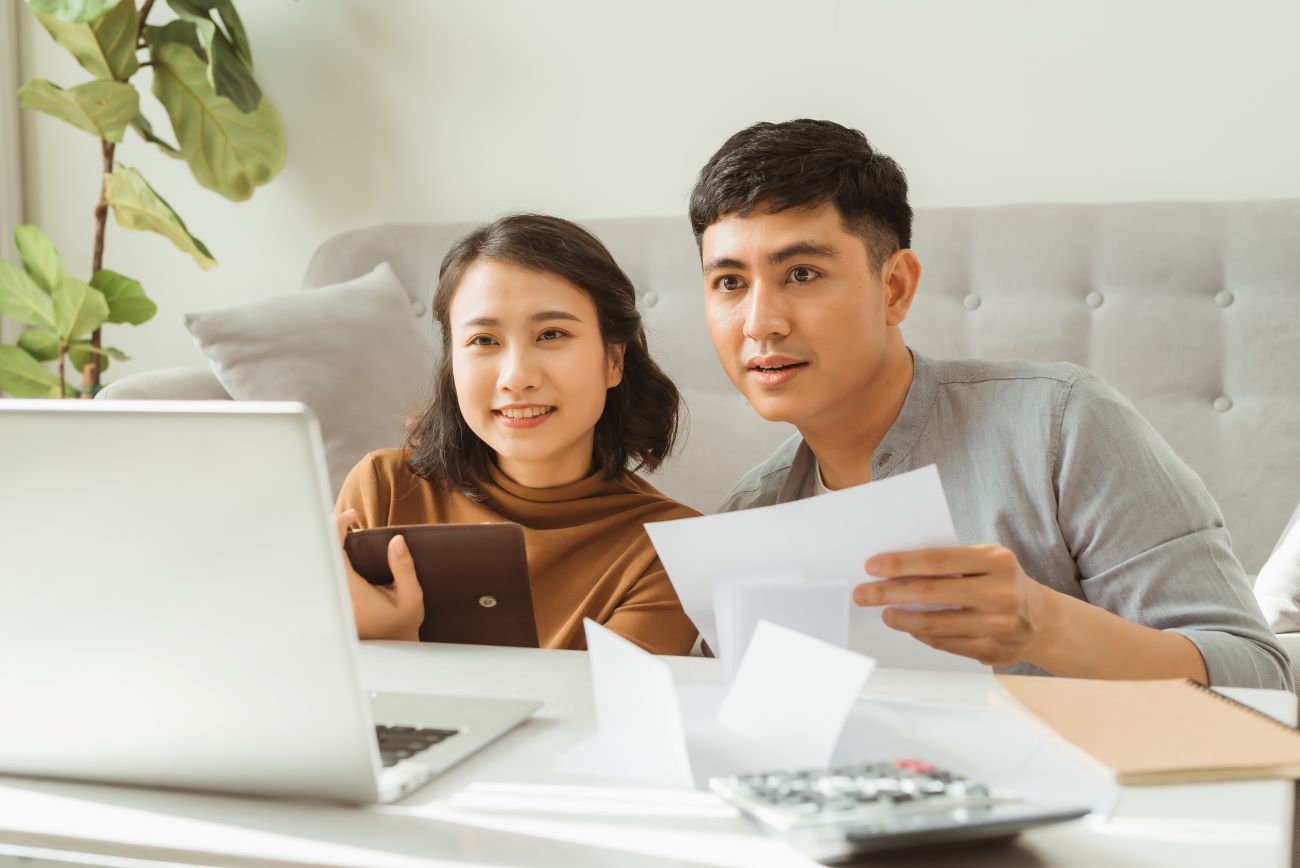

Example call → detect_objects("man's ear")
883 249 921 327
606 344 626 389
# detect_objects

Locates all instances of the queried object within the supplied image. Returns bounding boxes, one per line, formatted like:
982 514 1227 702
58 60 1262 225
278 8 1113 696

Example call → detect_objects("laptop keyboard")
375 725 460 768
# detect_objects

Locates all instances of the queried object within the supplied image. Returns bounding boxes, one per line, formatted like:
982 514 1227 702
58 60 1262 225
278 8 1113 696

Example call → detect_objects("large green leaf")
25 0 119 23
130 114 182 158
17 328 60 362
162 3 260 111
0 345 60 397
217 2 252 70
91 268 157 324
53 276 110 342
105 166 217 268
69 341 128 375
34 0 139 81
151 40 284 201
13 225 64 293
18 78 139 143
0 261 58 329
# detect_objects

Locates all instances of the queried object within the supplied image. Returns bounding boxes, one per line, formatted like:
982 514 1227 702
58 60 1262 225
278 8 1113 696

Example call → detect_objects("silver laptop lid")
0 400 381 802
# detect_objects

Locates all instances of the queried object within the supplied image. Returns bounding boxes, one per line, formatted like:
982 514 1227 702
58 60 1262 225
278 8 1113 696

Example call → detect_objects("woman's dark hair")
688 119 912 270
405 214 682 495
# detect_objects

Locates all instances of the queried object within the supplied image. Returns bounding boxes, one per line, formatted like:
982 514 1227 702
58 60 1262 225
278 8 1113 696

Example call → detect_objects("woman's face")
449 258 623 489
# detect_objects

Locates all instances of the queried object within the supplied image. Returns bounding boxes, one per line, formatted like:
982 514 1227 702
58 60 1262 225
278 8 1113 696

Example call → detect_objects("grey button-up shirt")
718 350 1291 690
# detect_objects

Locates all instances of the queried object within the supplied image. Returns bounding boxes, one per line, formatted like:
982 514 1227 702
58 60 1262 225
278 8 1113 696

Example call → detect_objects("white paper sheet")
646 465 985 673
716 622 875 769
560 620 876 789
712 575 848 682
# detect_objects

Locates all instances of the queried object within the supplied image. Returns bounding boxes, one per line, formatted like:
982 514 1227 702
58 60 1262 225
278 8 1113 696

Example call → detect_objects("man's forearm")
1027 588 1210 683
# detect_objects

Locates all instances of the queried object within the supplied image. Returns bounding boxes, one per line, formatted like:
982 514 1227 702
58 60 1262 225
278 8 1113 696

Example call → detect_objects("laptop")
0 400 540 804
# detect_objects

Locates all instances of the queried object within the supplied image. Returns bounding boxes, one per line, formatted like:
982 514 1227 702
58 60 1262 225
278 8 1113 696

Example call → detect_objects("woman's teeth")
499 407 553 419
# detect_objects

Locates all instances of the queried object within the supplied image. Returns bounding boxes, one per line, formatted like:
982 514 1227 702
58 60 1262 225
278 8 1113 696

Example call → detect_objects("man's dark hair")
688 119 912 269
405 214 681 496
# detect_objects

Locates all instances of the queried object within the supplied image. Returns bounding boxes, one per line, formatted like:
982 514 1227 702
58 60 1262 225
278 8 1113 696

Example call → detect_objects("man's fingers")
853 575 990 609
387 534 423 600
865 544 1017 579
880 606 991 638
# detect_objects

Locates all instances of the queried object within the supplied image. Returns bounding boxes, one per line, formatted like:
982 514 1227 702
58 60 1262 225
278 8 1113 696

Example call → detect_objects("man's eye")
790 266 818 283
715 275 743 292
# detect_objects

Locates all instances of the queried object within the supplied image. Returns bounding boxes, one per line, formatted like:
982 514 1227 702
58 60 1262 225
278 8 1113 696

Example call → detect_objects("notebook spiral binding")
1185 679 1300 736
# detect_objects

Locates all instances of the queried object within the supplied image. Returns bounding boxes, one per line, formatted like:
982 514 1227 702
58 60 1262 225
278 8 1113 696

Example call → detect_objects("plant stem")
58 346 66 399
138 0 156 30
87 139 115 395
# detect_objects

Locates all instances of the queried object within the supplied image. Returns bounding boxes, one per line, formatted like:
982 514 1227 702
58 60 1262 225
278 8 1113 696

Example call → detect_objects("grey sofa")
101 203 1300 669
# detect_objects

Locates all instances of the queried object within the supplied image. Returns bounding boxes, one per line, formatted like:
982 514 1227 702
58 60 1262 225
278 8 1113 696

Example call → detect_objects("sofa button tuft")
962 294 981 311
1085 291 1104 309
642 291 660 308
1213 396 1233 413
411 302 427 317
1215 290 1235 308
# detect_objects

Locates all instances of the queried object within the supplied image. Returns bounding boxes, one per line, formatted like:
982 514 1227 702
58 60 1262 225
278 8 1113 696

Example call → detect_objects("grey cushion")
184 263 435 494
96 366 231 401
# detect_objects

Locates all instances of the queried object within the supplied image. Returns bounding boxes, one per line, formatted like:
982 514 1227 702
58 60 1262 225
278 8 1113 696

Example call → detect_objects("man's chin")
744 395 805 425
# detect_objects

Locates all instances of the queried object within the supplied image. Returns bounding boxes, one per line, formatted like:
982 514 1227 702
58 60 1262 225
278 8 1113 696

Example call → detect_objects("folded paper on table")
646 465 985 673
713 574 847 682
558 620 876 788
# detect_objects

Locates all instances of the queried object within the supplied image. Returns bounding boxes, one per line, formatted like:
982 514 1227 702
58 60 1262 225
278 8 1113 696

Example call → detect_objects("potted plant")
0 0 284 397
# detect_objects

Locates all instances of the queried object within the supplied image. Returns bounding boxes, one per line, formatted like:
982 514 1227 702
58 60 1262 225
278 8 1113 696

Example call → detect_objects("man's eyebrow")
769 241 839 264
702 256 746 274
702 243 840 273
459 310 582 328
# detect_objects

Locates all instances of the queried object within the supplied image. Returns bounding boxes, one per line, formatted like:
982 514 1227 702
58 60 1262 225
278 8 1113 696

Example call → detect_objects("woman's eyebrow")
459 310 582 328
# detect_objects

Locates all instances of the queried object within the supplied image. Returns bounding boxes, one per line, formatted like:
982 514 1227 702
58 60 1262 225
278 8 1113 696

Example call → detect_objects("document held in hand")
645 465 985 672
994 675 1300 785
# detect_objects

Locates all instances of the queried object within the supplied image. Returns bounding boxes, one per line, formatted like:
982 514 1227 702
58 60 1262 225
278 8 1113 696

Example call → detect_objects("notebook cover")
992 675 1300 785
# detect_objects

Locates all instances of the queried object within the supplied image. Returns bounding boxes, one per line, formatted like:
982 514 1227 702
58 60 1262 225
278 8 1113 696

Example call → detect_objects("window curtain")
0 0 24 345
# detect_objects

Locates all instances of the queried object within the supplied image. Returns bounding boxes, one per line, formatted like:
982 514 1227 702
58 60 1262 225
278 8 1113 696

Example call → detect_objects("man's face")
700 202 913 429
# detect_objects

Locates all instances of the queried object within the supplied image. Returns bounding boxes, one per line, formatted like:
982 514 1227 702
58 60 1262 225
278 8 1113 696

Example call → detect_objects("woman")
335 214 698 655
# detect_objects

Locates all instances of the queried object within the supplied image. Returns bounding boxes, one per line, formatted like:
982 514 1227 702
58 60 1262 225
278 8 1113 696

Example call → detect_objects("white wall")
15 0 1300 379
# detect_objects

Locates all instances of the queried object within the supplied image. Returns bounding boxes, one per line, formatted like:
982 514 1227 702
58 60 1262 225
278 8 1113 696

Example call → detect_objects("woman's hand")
336 509 424 642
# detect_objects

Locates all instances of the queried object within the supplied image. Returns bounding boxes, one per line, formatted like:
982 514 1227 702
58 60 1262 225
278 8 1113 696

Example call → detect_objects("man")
690 118 1289 689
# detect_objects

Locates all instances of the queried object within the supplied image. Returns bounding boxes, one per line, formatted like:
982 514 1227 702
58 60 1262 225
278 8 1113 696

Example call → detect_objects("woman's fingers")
387 534 424 602
335 509 357 546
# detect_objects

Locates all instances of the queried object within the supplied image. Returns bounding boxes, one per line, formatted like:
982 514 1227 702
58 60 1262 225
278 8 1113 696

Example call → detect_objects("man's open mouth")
750 362 808 372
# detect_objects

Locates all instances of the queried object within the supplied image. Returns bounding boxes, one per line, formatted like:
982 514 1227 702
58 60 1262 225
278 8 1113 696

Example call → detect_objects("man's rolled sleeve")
1055 375 1291 691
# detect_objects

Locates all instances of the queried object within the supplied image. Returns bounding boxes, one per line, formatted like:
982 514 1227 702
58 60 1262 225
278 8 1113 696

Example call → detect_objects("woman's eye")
790 266 818 283
538 329 566 342
469 335 497 347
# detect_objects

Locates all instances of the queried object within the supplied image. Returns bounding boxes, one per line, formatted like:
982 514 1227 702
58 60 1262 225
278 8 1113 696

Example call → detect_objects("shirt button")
1213 396 1233 413
962 294 981 311
1215 290 1235 308
1085 291 1104 309
478 595 498 608
642 291 659 308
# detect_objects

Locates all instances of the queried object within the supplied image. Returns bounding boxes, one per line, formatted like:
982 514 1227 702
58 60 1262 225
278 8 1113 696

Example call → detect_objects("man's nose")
742 280 792 343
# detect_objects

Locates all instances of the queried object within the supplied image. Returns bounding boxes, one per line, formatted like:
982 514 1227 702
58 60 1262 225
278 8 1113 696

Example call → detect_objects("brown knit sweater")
336 448 699 655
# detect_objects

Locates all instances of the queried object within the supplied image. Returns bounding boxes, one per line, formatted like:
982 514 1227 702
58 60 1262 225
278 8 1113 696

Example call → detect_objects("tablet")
344 523 538 648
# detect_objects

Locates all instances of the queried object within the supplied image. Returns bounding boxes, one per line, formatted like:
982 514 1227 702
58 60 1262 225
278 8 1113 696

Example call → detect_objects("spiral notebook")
992 675 1300 785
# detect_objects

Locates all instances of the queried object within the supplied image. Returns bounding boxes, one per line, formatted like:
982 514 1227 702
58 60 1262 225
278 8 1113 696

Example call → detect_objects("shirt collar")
777 347 938 500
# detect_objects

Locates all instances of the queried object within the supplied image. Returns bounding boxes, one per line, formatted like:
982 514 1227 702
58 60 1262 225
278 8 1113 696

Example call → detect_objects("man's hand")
852 545 1055 667
336 510 424 642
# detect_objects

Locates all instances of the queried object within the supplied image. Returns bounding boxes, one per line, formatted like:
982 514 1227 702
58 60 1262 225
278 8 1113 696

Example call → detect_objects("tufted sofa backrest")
302 202 1300 573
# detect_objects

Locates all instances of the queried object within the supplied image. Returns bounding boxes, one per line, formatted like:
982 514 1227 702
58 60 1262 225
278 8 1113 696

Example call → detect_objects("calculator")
709 759 1089 861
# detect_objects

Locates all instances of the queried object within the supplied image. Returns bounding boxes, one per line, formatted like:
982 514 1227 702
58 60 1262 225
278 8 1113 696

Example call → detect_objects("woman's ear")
606 344 626 389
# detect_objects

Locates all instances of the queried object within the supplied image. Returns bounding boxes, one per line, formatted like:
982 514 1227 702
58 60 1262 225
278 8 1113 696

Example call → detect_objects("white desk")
0 642 1293 868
